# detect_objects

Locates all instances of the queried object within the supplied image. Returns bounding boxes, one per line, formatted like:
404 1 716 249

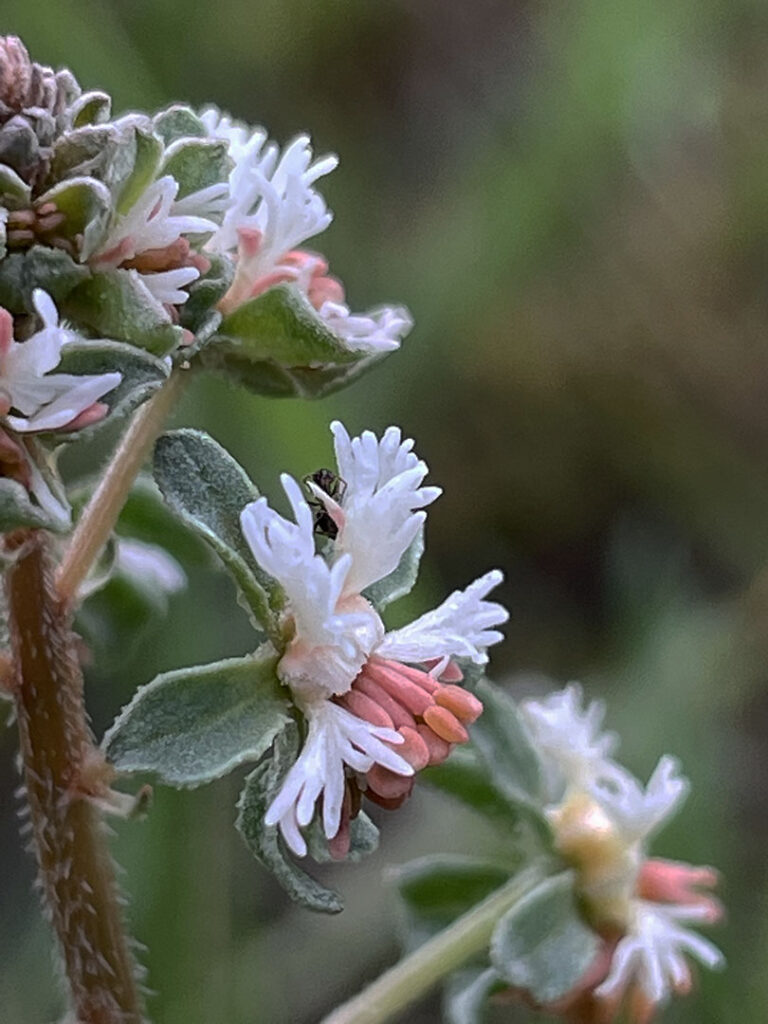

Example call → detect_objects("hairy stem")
320 863 550 1024
8 530 144 1023
56 369 186 603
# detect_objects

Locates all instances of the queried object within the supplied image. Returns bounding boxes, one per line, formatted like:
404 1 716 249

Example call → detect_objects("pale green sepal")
153 105 207 145
115 123 164 214
103 649 290 787
236 725 345 914
152 429 279 630
0 477 70 533
35 176 112 260
306 811 379 863
0 163 31 205
70 91 112 128
489 871 599 1004
160 137 230 199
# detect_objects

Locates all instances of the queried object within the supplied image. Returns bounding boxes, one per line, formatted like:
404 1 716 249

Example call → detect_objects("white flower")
0 290 121 433
595 901 724 1012
93 176 217 266
140 267 202 306
240 422 508 854
520 683 620 797
264 701 412 858
115 538 187 599
202 109 337 262
316 301 413 355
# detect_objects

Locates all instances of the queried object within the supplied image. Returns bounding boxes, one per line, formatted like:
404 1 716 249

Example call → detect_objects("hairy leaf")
236 725 345 914
160 138 230 199
153 105 206 145
103 650 290 786
0 246 90 313
490 871 599 1004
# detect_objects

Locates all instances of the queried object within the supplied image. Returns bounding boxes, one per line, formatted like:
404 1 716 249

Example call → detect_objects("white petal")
377 570 508 665
589 756 689 842
7 372 121 432
265 701 411 854
328 421 441 595
140 266 200 306
319 301 413 354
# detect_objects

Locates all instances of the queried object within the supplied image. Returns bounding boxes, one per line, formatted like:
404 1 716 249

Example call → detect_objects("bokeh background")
1 1 767 1021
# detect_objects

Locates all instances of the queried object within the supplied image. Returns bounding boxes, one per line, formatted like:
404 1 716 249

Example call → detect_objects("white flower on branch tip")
201 109 413 353
240 421 508 856
0 290 121 433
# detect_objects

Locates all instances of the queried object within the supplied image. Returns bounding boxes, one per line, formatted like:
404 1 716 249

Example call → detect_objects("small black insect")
304 468 347 540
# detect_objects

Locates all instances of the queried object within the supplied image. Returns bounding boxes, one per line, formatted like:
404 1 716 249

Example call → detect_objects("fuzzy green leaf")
153 429 277 627
49 124 120 183
153 106 206 145
393 855 512 951
364 530 423 610
465 673 546 814
443 968 503 1024
490 872 599 1004
0 246 90 313
52 341 168 440
236 725 345 914
36 176 112 259
306 811 380 864
160 138 229 199
0 477 69 533
115 124 164 214
217 284 358 366
103 650 290 787
180 252 233 338
64 269 183 355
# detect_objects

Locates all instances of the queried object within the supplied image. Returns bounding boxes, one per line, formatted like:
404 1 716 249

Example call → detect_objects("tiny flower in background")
202 109 413 353
517 685 724 1023
240 421 507 858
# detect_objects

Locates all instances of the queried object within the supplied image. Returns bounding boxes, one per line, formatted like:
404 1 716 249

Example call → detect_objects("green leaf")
443 968 503 1024
489 872 599 1004
424 748 527 830
52 341 168 440
236 725 345 914
0 477 69 533
64 269 183 355
103 650 290 787
217 284 358 367
364 530 423 610
0 163 31 205
0 247 90 313
180 252 233 338
35 177 112 260
153 105 206 145
70 91 112 129
153 429 278 629
393 855 512 951
49 124 120 183
110 477 212 568
160 138 230 199
465 673 546 814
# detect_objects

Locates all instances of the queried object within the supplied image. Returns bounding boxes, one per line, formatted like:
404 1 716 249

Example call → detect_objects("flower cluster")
240 421 508 857
518 685 724 1022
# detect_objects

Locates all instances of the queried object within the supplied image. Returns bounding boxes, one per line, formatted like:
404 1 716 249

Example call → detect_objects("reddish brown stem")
7 530 144 1024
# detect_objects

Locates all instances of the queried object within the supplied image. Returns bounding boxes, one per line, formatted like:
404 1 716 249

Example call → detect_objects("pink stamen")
423 705 469 744
363 661 435 717
92 236 135 269
63 402 109 432
336 688 394 730
353 674 417 731
637 859 723 922
366 765 414 801
416 724 452 765
435 684 483 724
395 726 430 771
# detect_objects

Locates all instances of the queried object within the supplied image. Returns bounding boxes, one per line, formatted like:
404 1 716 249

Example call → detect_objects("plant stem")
320 863 549 1024
8 530 144 1024
56 369 186 603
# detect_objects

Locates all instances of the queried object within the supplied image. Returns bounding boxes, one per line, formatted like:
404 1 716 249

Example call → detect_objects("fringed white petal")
319 301 413 354
377 570 508 665
6 372 121 432
589 756 689 843
139 266 200 306
265 701 410 856
595 901 724 1008
329 422 441 595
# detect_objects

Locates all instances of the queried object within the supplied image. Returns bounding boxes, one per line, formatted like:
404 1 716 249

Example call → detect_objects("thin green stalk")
56 369 186 603
320 863 550 1024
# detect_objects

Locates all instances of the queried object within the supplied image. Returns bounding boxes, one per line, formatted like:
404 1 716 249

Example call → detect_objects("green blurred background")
2 1 767 1020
